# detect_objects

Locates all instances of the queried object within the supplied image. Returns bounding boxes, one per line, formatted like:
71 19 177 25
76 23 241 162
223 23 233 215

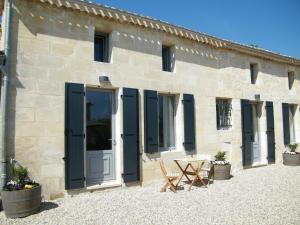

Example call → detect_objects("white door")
251 103 261 163
86 89 115 185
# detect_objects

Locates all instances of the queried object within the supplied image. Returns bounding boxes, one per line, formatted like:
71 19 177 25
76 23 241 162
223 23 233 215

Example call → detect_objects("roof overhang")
20 0 300 66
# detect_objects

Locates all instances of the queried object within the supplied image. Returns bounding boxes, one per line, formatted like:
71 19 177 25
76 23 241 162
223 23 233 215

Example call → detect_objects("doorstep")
86 180 122 191
251 162 268 168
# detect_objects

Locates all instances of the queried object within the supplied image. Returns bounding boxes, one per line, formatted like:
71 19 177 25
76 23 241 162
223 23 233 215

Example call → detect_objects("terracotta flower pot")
213 164 231 180
283 153 300 166
1 185 41 218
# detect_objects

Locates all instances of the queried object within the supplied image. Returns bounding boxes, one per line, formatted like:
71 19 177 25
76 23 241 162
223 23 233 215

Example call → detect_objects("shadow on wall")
15 0 296 77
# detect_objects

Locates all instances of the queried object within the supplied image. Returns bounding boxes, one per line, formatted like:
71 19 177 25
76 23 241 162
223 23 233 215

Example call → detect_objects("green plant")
287 143 298 152
215 151 226 161
9 164 28 184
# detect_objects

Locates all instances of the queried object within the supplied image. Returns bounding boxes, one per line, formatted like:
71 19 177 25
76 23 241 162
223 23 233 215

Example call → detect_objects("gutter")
1 0 12 189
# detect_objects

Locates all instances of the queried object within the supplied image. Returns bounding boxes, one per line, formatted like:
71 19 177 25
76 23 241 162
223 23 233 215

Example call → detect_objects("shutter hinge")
122 172 134 178
72 91 85 96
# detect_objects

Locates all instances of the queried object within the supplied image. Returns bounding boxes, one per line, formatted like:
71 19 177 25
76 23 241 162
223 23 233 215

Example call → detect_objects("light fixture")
254 94 260 101
99 75 109 83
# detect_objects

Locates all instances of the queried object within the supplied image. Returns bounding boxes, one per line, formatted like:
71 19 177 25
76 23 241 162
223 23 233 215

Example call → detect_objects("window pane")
94 34 108 62
250 64 257 84
288 72 295 90
289 105 296 143
158 95 175 150
86 90 112 150
162 46 171 72
216 99 232 130
167 97 175 147
158 95 164 147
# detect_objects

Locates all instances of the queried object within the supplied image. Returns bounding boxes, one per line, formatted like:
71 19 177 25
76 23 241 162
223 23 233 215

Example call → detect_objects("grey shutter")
122 88 140 182
266 101 275 163
183 94 195 151
282 103 290 145
241 99 253 166
64 83 85 189
144 90 158 153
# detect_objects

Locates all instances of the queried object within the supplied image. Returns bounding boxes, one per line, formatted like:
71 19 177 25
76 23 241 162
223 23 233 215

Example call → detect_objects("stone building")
0 0 299 199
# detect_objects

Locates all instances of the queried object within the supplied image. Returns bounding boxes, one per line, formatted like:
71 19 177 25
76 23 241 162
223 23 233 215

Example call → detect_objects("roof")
11 0 300 65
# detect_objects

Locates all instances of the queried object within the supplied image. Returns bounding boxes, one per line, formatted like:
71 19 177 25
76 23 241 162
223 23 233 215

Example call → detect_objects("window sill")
86 181 121 190
160 148 183 154
94 60 112 64
217 128 232 131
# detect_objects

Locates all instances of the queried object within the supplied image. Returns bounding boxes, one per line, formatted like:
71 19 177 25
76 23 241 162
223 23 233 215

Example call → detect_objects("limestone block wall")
0 0 299 198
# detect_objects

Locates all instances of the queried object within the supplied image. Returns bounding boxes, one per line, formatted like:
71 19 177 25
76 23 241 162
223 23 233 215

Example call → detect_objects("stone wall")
1 0 299 198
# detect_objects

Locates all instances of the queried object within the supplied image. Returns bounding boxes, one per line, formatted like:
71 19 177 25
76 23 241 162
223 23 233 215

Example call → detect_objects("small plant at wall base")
3 161 39 191
212 151 231 180
283 143 300 166
214 151 230 165
1 159 42 218
286 143 298 154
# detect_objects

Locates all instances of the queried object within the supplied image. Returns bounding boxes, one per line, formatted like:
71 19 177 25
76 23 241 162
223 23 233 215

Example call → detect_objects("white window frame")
289 104 296 143
216 98 232 130
158 94 176 152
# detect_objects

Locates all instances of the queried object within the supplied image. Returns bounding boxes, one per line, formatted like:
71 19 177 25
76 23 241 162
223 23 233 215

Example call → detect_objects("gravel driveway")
1 164 300 225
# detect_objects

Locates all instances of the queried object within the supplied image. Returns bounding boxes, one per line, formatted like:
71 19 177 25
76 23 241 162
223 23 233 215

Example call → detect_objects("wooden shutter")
266 101 275 163
122 88 140 182
282 103 290 145
64 83 85 189
241 99 253 166
183 94 195 151
144 90 158 153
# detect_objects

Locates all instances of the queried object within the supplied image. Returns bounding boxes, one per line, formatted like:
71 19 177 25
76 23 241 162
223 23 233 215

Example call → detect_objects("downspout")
0 0 13 188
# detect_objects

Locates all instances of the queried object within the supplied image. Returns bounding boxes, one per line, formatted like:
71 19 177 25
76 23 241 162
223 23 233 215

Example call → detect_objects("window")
289 105 296 143
216 98 232 130
288 71 295 90
250 63 258 84
94 32 109 62
158 95 175 150
162 45 172 72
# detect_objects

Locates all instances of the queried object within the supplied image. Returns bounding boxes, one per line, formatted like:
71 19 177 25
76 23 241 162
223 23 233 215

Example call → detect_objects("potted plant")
283 143 300 166
1 159 41 218
212 151 231 180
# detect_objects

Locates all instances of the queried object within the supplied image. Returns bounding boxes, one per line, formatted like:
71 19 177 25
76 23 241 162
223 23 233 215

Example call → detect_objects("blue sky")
94 0 300 59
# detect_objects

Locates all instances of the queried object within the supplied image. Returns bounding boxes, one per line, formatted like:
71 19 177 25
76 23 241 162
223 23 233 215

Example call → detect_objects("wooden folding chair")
199 160 214 185
186 161 207 191
187 160 214 191
159 160 179 193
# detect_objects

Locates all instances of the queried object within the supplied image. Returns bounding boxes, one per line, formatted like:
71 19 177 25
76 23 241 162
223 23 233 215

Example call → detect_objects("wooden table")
174 158 209 191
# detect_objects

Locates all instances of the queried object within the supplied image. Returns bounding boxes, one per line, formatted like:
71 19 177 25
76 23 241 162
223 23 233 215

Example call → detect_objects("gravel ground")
1 164 300 225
